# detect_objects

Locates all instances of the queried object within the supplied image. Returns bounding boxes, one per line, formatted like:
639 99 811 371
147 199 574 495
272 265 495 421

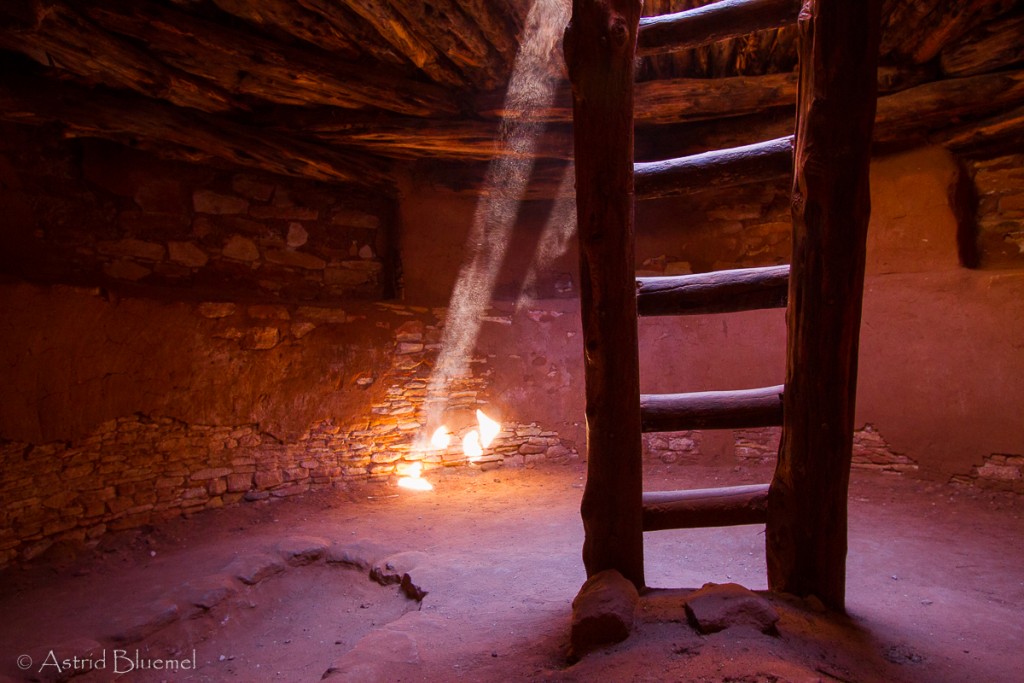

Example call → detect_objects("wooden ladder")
565 0 881 611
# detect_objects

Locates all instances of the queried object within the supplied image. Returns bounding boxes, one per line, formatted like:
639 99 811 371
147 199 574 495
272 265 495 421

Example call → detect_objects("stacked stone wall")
1 128 390 301
952 454 1024 493
0 293 578 568
647 424 918 474
969 153 1024 269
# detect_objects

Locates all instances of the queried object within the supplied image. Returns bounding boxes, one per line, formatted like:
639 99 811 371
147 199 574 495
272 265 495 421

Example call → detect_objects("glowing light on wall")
430 426 451 450
463 431 484 461
476 409 501 448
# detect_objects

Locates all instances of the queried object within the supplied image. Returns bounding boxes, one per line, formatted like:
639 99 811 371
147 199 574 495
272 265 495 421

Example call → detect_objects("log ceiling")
0 0 1021 196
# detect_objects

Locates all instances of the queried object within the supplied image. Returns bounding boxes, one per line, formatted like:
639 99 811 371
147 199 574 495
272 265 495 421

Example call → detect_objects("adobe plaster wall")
2 134 1021 566
398 145 1024 486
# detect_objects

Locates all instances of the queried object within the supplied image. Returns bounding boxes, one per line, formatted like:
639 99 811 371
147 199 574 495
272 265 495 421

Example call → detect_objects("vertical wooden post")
767 0 881 611
564 0 645 590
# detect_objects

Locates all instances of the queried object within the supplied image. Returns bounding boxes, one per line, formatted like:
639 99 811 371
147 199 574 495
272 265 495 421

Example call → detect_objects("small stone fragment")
286 222 309 247
371 551 428 586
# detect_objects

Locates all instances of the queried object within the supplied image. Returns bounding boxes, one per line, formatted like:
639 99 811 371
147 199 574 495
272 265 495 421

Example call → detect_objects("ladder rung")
642 484 769 531
640 385 784 432
634 136 793 200
638 0 801 57
637 265 789 317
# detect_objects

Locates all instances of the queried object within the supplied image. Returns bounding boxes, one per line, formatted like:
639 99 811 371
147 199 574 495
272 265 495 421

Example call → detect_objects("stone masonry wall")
951 454 1024 493
0 127 391 301
658 425 919 474
0 288 579 568
635 183 792 277
968 153 1024 269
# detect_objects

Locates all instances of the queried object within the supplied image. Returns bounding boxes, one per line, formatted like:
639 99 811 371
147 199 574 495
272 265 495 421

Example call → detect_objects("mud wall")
2 129 1022 566
400 146 1024 488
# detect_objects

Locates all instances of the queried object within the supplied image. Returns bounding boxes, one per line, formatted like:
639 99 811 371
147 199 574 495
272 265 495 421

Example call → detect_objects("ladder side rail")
766 0 883 612
565 0 646 591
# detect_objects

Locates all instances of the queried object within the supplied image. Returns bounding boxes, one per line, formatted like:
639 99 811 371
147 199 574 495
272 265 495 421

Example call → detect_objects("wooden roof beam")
0 72 394 188
325 0 468 88
208 0 382 63
81 0 459 117
0 0 239 113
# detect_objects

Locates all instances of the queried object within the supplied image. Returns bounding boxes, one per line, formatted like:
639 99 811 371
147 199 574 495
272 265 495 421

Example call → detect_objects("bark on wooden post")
564 0 645 590
766 0 882 611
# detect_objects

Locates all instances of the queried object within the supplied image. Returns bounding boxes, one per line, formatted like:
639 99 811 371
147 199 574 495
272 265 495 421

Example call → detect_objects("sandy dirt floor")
1 460 1022 682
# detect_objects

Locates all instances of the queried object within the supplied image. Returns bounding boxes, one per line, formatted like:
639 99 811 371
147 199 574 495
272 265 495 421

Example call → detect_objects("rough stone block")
288 321 315 339
371 551 429 587
179 574 237 612
168 241 209 267
107 599 180 644
247 304 290 320
249 205 318 220
326 540 391 572
322 629 419 681
296 306 347 323
97 238 167 261
241 327 280 350
683 582 780 635
193 190 249 215
226 472 253 492
286 222 309 247
331 209 380 229
224 553 286 585
197 302 236 318
231 175 275 201
977 463 1021 480
264 249 326 270
134 179 185 213
190 468 233 481
103 260 151 281
570 569 639 659
324 267 370 286
222 234 260 262
277 536 329 565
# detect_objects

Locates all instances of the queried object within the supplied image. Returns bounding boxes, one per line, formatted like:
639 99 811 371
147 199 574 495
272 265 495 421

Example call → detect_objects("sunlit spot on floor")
397 461 433 491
